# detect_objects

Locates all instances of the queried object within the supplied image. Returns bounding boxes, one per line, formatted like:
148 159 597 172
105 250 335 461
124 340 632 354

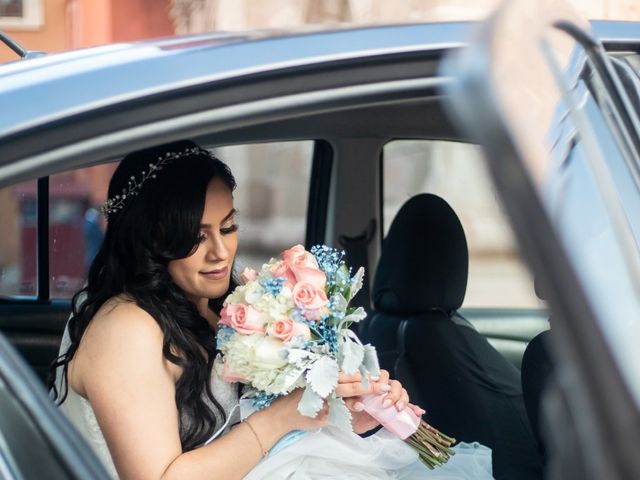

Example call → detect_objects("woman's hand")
335 369 426 434
268 388 329 433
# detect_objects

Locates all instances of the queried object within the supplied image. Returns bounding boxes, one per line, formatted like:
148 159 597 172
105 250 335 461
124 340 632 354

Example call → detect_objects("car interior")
19 24 640 475
0 82 551 478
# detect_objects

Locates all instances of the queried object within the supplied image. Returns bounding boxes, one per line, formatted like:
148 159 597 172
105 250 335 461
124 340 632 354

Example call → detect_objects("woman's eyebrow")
200 208 237 228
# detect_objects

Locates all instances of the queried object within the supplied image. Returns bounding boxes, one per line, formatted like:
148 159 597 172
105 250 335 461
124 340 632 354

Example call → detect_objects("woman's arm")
70 301 325 480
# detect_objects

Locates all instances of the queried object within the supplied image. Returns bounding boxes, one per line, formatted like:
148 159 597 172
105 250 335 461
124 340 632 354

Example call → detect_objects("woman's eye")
197 232 207 242
220 224 239 235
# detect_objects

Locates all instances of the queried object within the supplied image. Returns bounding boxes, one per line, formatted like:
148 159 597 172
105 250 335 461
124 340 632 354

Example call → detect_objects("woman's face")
168 177 238 310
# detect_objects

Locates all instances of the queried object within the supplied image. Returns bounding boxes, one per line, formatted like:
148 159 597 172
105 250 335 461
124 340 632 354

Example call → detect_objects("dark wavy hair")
49 140 237 451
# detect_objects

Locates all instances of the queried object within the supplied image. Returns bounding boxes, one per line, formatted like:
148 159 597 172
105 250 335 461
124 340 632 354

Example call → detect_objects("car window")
15 141 315 300
212 141 314 270
0 180 37 298
50 166 111 299
383 140 542 309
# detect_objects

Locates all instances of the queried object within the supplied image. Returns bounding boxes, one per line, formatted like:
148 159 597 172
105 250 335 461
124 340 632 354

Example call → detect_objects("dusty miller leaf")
331 293 348 314
298 386 324 417
343 307 367 325
328 396 353 432
306 356 339 398
362 344 380 378
359 364 370 390
349 267 365 301
339 339 365 375
287 348 317 365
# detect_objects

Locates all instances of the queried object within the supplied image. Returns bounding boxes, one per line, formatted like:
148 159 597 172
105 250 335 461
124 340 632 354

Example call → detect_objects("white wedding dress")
55 327 493 479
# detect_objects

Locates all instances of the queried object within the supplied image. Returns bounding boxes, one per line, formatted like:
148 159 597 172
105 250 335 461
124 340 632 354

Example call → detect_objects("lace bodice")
55 326 240 478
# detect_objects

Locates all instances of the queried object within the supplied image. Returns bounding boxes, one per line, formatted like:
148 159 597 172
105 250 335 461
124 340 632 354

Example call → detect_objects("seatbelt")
339 219 376 312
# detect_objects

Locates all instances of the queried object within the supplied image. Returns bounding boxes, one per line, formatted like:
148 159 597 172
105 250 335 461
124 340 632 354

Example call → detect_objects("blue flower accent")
315 318 339 354
216 325 235 347
259 276 286 297
252 391 280 410
311 245 344 278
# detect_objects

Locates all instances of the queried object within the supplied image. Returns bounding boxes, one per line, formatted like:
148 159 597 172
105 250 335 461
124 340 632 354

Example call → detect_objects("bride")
50 140 493 479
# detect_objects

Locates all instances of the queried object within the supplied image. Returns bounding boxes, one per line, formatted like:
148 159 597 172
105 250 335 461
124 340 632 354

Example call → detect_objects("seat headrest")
373 194 468 314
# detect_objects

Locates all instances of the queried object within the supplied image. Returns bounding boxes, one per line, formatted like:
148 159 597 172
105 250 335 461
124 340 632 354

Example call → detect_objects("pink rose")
219 304 266 334
267 318 311 343
280 244 309 264
290 264 326 290
240 267 258 284
270 261 296 287
222 360 248 383
280 245 326 289
292 281 329 321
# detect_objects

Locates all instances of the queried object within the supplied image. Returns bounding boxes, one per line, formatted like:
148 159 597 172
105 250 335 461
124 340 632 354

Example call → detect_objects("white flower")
254 292 277 313
225 285 246 305
275 286 294 309
243 281 265 305
251 336 288 369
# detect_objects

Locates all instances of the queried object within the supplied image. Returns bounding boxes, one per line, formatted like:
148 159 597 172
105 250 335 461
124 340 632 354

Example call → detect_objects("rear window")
382 139 542 309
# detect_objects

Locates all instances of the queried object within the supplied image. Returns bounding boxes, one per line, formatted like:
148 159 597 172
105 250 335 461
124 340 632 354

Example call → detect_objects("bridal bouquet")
216 244 455 468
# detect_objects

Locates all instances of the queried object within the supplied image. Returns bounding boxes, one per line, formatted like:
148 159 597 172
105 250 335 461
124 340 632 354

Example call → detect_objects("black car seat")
365 193 543 480
521 329 554 457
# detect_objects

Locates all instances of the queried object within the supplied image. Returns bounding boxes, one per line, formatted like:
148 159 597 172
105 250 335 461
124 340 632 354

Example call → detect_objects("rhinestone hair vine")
100 146 208 218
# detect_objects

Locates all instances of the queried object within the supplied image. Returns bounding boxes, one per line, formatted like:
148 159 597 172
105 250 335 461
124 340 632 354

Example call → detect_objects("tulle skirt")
244 426 493 479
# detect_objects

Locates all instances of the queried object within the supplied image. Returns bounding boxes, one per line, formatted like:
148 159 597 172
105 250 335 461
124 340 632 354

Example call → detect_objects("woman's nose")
206 234 229 261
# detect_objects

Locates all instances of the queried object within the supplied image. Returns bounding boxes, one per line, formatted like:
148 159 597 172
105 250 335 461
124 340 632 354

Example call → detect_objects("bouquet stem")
361 394 456 470
404 419 456 469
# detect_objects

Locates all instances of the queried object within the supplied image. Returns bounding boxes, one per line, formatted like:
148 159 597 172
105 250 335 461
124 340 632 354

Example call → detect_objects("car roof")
0 23 472 138
0 20 637 144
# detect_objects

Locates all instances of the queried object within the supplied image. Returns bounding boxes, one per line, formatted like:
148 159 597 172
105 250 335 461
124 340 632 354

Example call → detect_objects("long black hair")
49 140 237 451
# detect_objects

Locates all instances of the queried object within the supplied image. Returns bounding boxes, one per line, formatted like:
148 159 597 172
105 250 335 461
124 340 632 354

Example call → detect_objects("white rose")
250 336 288 369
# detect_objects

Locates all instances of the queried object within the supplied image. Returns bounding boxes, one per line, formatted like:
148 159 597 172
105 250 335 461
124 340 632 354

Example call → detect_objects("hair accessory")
101 146 208 218
243 418 268 458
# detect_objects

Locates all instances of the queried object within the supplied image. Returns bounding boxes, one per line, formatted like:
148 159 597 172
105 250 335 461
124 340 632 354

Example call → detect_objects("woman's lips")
200 266 228 280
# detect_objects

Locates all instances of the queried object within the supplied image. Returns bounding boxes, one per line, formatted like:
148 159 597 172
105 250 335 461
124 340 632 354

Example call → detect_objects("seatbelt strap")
339 219 376 312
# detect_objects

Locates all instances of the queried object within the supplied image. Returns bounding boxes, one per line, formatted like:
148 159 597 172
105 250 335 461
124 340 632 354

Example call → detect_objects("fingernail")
396 401 406 411
419 408 426 415
380 384 391 392
370 375 380 381
382 398 393 408
353 402 364 412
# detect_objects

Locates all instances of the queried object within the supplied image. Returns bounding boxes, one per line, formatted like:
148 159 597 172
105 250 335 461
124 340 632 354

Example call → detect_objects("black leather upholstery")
521 329 554 456
364 194 543 480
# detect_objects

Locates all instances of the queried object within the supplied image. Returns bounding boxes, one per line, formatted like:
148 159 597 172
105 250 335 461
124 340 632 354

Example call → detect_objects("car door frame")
442 3 640 479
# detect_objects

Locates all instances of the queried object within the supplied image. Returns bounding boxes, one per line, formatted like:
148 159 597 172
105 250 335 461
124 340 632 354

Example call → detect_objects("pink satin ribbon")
361 393 420 440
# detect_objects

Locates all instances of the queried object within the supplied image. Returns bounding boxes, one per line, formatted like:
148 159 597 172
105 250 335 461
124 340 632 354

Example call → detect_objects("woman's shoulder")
70 294 175 397
82 295 164 351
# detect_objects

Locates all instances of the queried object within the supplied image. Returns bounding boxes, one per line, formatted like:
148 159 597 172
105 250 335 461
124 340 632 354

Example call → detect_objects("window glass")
383 140 542 308
0 180 36 298
213 141 314 270
46 141 313 298
49 165 112 298
0 0 22 17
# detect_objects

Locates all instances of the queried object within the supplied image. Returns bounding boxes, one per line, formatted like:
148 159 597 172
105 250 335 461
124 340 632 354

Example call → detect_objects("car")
0 0 639 477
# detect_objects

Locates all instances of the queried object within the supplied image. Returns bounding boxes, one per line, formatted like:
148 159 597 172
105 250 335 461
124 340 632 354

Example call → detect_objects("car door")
443 0 640 478
0 331 110 479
